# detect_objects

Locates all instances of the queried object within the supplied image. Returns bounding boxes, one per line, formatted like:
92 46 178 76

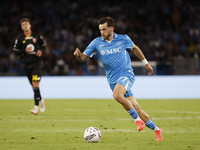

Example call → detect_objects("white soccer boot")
30 105 38 115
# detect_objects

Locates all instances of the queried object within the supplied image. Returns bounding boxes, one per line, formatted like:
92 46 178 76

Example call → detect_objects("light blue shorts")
109 71 135 98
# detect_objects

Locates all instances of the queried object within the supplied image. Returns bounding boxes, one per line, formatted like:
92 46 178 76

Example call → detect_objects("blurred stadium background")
0 0 200 76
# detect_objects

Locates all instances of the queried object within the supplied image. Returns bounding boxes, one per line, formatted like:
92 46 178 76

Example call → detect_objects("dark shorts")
24 61 43 84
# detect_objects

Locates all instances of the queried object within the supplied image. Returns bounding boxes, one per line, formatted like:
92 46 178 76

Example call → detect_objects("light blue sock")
145 119 156 130
127 107 139 120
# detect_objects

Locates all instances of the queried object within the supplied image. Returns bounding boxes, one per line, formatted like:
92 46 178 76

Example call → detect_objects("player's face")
99 22 113 40
21 21 31 32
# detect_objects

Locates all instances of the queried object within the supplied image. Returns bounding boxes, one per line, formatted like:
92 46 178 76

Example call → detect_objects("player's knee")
32 82 39 89
113 92 124 104
113 91 119 100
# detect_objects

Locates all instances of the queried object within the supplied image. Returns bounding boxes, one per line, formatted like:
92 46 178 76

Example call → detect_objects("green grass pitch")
0 99 200 150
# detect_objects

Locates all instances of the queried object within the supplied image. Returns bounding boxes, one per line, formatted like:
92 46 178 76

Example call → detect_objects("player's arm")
74 48 88 62
36 35 46 57
13 37 24 56
132 44 153 75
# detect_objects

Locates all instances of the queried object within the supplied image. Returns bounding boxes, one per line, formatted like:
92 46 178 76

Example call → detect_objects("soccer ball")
84 127 101 143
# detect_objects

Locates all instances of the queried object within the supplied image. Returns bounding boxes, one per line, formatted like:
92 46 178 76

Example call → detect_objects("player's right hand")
25 47 32 53
73 48 88 62
73 48 81 57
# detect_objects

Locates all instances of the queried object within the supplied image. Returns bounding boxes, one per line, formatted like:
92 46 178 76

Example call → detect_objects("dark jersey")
13 32 46 65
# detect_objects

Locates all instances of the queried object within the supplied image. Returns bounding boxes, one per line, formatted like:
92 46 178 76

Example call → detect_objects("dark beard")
104 32 112 40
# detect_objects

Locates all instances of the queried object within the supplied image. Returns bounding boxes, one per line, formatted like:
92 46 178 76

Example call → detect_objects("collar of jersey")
24 31 33 37
100 32 118 41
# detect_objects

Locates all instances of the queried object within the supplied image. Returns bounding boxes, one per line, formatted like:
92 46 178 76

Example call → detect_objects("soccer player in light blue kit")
74 16 163 141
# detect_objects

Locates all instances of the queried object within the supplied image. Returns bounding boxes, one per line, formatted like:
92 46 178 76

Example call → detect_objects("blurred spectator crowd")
0 0 200 76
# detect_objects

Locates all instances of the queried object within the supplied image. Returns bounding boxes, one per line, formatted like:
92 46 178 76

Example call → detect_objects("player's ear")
110 26 114 31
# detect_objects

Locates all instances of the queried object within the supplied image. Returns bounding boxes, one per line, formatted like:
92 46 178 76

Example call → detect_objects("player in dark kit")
13 18 46 115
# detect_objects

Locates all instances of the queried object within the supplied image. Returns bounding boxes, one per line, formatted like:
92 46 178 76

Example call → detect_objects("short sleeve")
83 39 97 57
125 34 134 50
13 35 23 53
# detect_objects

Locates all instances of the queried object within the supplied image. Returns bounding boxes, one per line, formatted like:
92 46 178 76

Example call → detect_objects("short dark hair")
98 16 115 27
20 18 30 24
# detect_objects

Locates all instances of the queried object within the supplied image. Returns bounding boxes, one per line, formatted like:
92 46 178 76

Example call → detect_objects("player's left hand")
145 64 153 75
36 50 42 57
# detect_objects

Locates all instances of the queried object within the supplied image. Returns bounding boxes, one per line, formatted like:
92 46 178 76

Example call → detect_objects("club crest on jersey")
32 38 37 43
116 42 122 46
100 50 106 55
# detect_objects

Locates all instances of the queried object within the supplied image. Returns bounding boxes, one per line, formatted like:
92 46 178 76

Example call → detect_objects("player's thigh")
117 76 134 91
24 65 32 84
113 76 133 98
113 84 127 96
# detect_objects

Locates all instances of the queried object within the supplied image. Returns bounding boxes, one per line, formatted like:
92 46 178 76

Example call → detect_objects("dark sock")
34 88 42 106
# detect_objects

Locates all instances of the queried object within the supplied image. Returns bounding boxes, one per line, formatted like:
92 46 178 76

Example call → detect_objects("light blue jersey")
84 33 161 134
84 33 135 85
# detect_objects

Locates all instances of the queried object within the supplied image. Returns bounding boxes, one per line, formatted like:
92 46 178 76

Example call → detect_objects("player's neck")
24 30 32 37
